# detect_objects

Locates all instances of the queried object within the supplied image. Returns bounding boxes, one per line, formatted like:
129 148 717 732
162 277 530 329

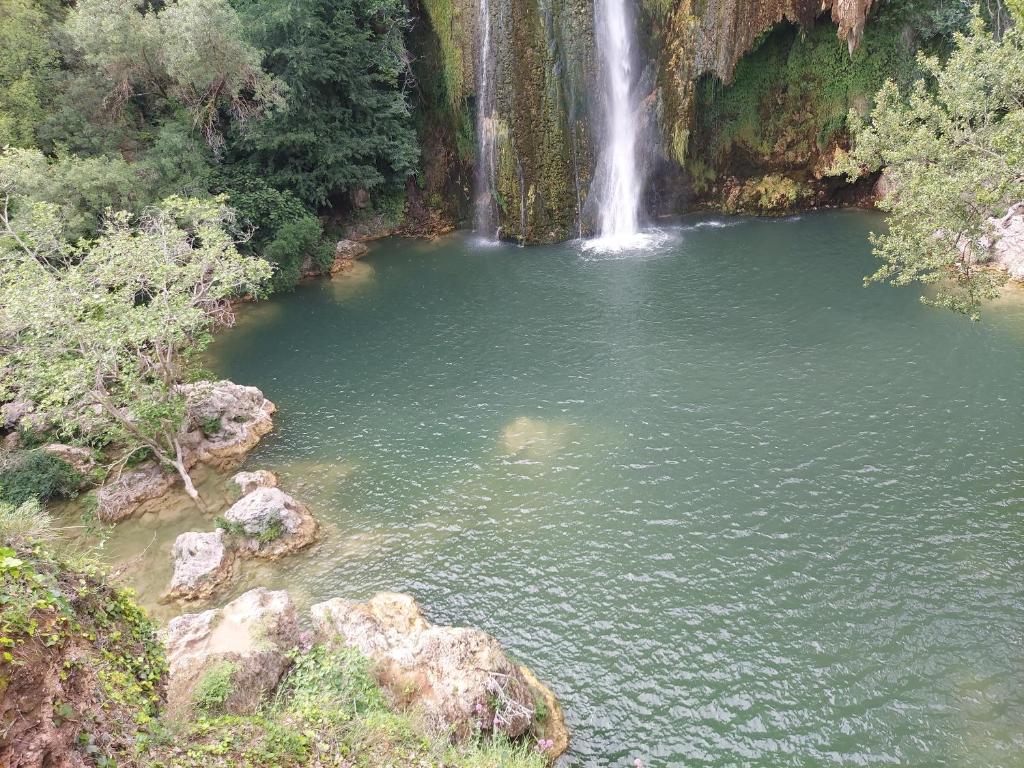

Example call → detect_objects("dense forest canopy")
0 0 418 294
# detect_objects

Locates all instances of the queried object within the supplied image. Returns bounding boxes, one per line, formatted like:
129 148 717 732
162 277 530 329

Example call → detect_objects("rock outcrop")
165 530 236 601
988 203 1024 280
330 239 370 274
162 588 300 719
96 462 178 523
221 486 319 558
311 592 568 754
41 443 96 480
176 380 277 468
95 381 276 522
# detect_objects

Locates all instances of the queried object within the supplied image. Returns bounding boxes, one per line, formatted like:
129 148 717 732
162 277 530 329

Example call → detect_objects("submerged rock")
231 469 278 495
222 486 318 558
162 588 300 719
165 530 236 601
311 592 567 753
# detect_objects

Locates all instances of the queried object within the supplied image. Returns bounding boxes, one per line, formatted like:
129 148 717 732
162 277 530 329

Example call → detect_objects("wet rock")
162 588 300 719
96 462 177 523
231 469 278 495
311 592 561 749
165 530 236 601
519 664 570 758
222 486 318 558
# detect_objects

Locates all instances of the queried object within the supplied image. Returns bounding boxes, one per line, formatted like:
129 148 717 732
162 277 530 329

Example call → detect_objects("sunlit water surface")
91 212 1024 767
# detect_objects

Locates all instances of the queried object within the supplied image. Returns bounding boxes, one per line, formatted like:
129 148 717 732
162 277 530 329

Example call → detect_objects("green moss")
691 7 924 178
421 0 468 112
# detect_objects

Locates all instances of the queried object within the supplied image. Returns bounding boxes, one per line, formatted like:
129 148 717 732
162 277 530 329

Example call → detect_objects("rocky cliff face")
412 0 594 243
410 0 894 238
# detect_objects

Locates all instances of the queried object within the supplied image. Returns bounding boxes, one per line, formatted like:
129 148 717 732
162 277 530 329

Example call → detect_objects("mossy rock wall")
411 0 595 243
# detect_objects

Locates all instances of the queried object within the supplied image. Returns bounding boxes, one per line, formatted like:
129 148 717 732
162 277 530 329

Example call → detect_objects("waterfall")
591 0 644 248
474 0 498 238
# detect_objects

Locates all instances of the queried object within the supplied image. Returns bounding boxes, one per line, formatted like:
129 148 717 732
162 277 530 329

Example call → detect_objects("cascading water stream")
589 0 646 250
474 0 498 238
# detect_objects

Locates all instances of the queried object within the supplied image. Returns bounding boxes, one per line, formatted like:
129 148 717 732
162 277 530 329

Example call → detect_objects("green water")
119 212 1024 765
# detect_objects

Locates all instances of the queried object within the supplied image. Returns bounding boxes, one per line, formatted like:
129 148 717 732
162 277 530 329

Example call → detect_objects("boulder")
162 588 300 719
41 443 96 479
518 664 570 759
165 530 236 601
311 592 561 750
222 486 318 558
330 239 370 275
1 399 33 431
96 462 177 523
177 380 276 467
231 469 278 495
94 380 276 521
988 202 1024 280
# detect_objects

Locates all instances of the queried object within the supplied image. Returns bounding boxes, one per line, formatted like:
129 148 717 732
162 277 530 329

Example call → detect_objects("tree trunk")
171 437 205 511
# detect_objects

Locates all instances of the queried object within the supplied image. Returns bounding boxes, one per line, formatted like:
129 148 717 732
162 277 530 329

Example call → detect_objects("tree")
65 0 285 150
0 168 271 501
838 12 1024 318
0 0 59 148
230 0 418 206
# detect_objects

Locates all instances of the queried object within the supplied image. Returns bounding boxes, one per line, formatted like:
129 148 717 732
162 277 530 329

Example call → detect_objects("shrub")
0 451 82 507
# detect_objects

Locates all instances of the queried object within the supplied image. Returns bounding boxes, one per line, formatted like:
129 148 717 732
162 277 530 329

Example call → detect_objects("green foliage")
0 0 60 148
694 9 922 171
0 176 271 489
215 515 283 543
213 171 330 291
192 661 238 714
0 451 81 507
146 643 547 767
231 0 418 207
838 13 1024 318
66 0 285 150
264 216 329 292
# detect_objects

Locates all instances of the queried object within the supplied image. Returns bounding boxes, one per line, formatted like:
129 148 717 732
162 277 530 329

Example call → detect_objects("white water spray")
589 0 645 250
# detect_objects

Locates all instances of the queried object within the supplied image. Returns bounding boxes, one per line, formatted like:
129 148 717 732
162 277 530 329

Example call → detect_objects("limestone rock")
1 399 33 430
311 592 559 749
165 530 236 601
330 239 370 274
178 380 276 467
41 444 96 479
95 380 276 521
96 462 177 523
231 469 278 495
988 203 1024 280
519 664 570 759
162 588 299 719
222 486 318 558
